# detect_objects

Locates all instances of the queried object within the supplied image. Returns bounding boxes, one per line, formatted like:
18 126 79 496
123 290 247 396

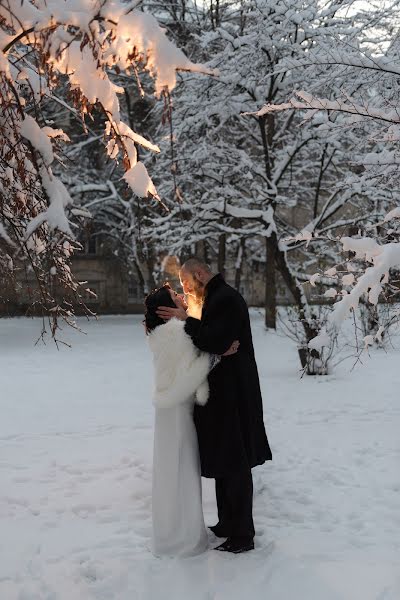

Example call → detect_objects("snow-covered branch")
0 0 207 329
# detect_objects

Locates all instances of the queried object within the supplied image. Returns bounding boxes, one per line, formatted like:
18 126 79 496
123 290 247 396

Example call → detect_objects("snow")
294 228 313 247
256 90 400 125
0 222 15 246
19 115 54 166
328 240 400 332
341 237 381 262
324 288 337 298
1 0 210 249
113 11 206 96
342 273 355 286
307 326 331 351
1 313 399 600
123 162 159 199
384 207 400 223
25 170 73 238
309 272 320 287
57 42 123 121
117 121 160 157
363 334 374 347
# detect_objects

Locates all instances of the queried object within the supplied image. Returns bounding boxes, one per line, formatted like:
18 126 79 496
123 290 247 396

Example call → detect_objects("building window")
128 280 141 303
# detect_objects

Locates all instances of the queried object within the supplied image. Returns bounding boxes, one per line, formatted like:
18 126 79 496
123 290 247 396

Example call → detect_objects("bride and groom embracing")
145 258 272 556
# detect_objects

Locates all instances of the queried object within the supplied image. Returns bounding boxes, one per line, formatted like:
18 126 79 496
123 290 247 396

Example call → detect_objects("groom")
156 258 272 553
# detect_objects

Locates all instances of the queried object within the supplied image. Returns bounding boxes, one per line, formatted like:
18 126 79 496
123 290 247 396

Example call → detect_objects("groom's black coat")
184 274 272 478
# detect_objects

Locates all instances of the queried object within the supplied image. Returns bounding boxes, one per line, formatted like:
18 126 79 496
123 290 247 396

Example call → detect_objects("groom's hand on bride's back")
221 340 240 356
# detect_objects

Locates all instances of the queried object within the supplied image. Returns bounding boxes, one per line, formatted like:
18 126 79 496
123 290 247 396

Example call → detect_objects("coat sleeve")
185 294 241 355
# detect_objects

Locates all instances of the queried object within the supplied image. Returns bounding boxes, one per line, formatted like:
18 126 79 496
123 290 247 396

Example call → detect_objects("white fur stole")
147 318 210 408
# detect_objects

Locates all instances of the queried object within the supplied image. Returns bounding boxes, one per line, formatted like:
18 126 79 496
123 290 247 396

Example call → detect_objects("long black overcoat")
184 274 272 478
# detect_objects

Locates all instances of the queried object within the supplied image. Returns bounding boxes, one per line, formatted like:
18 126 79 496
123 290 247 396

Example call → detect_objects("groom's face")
179 268 205 300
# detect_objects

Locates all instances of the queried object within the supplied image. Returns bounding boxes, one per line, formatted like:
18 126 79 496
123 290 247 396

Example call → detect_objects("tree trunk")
139 258 156 295
133 240 156 296
257 115 278 329
359 297 379 338
194 240 207 262
265 234 277 329
132 260 146 296
273 239 318 343
235 238 245 290
218 233 226 277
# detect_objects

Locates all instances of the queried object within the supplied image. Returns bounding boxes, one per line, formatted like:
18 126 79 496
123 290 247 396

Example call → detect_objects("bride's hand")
222 340 240 356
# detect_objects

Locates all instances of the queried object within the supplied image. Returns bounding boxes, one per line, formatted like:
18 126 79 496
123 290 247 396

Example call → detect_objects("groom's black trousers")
215 468 255 539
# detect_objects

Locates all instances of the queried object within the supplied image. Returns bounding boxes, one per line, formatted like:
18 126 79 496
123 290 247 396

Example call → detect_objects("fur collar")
148 318 209 408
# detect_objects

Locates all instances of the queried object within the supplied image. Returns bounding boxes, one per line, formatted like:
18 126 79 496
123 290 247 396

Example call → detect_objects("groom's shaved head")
181 258 212 276
179 258 213 299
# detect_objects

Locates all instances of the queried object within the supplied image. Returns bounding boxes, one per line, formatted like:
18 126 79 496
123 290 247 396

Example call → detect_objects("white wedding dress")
148 318 210 557
152 402 208 556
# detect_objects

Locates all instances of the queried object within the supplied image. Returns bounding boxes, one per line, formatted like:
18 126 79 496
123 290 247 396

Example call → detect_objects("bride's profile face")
168 288 188 310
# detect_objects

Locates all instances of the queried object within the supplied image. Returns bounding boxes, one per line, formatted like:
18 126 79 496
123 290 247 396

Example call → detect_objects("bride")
145 284 237 557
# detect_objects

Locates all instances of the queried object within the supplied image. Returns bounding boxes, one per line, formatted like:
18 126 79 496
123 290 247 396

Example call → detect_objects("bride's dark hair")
144 284 177 334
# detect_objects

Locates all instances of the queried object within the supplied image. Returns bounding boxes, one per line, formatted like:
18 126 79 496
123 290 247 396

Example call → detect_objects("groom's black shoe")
209 524 230 538
214 536 255 554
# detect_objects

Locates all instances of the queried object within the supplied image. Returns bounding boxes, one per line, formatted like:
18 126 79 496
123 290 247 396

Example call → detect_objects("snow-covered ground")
1 313 399 600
